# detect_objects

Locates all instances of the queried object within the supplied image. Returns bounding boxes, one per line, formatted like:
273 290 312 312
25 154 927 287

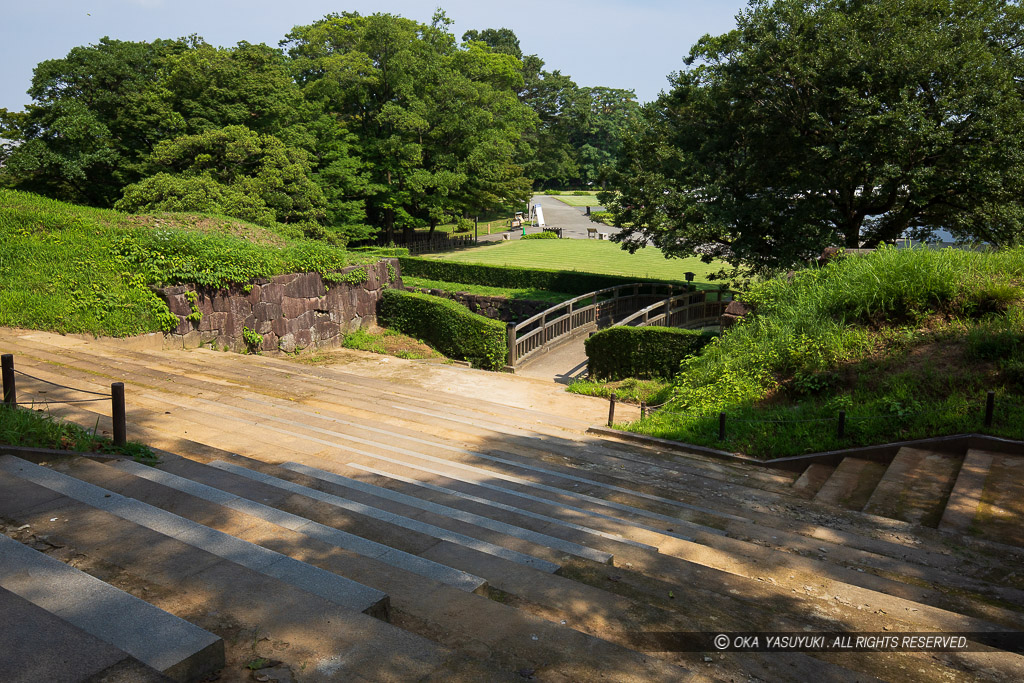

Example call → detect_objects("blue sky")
1 0 750 112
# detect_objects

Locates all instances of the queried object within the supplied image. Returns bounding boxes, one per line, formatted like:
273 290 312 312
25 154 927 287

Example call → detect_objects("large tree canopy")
603 0 1024 273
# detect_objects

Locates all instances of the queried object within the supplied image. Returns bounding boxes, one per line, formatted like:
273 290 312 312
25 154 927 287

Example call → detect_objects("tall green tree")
284 12 535 241
604 0 1024 273
0 37 188 206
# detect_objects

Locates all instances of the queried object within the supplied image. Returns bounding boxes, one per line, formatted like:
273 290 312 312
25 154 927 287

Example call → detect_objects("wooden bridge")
506 284 732 369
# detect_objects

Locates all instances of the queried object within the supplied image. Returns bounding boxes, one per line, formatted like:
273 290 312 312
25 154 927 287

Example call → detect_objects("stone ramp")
4 330 1024 680
0 533 221 682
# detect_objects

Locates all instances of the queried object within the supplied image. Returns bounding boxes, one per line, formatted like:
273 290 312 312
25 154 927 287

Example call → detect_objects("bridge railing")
613 287 733 330
507 283 679 367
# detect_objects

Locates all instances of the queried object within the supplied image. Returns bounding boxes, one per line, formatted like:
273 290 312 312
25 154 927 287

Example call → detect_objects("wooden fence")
508 283 678 366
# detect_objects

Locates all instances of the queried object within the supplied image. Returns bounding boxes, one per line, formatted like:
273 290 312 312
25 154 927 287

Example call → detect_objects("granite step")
814 457 889 509
0 533 223 682
109 458 488 593
960 451 1024 547
940 449 995 534
790 463 836 498
0 456 389 617
207 459 560 573
863 447 963 526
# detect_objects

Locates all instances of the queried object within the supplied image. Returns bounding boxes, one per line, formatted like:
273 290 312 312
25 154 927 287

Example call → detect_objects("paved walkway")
476 195 617 243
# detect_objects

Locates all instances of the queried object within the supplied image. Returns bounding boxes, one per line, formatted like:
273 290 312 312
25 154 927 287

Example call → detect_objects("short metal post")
985 391 995 428
608 393 617 427
718 412 726 441
838 410 846 438
2 354 15 406
111 382 126 447
640 402 647 419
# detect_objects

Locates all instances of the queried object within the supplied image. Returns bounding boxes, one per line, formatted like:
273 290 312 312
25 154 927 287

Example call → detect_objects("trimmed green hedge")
398 257 685 295
585 326 718 380
521 231 559 240
379 289 508 370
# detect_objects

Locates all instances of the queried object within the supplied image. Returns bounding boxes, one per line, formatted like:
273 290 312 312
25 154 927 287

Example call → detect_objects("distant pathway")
476 195 617 243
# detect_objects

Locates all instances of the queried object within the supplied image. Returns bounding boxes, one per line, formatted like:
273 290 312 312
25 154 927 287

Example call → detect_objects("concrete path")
514 332 591 385
475 194 616 243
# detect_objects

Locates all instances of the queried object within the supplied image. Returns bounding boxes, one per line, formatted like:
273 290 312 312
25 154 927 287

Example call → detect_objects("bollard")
2 354 15 406
640 401 647 420
608 393 617 427
111 382 126 447
838 410 846 438
718 412 726 441
985 390 995 428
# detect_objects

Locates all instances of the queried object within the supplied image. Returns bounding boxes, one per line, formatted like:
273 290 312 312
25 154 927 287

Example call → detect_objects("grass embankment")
552 194 604 207
0 405 156 462
626 247 1024 457
0 190 384 336
422 239 725 283
403 277 575 304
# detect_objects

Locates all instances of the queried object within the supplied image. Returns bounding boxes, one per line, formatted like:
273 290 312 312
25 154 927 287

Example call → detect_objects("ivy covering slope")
0 189 383 336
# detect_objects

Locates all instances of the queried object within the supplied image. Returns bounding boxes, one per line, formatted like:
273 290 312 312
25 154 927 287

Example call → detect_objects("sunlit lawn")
423 238 725 282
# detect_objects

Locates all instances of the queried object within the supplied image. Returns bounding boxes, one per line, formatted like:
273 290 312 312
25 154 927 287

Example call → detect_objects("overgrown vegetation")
341 328 441 360
379 289 508 370
627 247 1024 457
567 377 672 406
0 405 156 463
585 327 718 380
0 189 386 336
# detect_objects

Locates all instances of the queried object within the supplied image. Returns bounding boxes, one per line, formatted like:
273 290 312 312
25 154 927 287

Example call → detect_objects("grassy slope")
422 239 725 283
402 276 574 304
626 246 1024 457
0 190 381 337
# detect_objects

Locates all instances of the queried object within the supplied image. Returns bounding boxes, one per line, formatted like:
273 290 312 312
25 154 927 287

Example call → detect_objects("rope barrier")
27 397 112 404
12 369 111 397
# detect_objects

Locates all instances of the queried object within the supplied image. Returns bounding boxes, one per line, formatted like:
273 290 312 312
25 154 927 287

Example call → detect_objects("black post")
718 412 726 441
1 354 15 407
474 216 478 244
111 382 126 447
608 393 617 427
985 390 995 428
838 410 846 439
640 401 647 420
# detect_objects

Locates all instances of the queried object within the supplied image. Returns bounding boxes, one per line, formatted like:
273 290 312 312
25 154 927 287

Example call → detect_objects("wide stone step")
0 456 389 617
940 449 995 534
958 451 1024 547
790 463 835 498
814 457 888 509
109 458 488 593
207 459 561 573
0 533 223 682
863 447 963 526
279 461 616 565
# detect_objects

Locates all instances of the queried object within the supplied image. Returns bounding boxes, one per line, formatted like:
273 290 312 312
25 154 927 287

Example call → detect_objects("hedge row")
398 257 685 295
585 326 718 380
379 289 508 370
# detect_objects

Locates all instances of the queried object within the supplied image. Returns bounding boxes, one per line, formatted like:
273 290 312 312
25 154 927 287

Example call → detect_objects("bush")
572 190 589 196
521 231 559 240
585 326 718 380
398 257 686 295
379 289 508 369
542 190 562 195
589 211 616 227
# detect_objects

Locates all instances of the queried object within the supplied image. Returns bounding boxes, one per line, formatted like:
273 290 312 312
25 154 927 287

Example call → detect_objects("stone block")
172 319 192 336
180 330 202 349
211 294 232 313
165 294 192 317
198 312 227 333
252 301 282 322
261 282 284 304
229 296 253 319
281 296 312 319
277 333 296 353
271 317 291 337
283 272 324 299
294 310 316 330
294 328 312 348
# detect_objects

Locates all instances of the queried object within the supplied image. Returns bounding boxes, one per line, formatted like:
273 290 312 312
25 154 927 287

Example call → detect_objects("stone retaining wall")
157 259 401 353
405 287 550 324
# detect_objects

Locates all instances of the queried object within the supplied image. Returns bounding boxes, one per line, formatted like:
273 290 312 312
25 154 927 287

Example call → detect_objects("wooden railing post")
2 354 15 407
111 382 126 447
507 323 517 366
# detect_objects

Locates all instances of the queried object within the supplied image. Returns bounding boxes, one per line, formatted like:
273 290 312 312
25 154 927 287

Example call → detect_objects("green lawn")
422 239 725 282
552 194 605 207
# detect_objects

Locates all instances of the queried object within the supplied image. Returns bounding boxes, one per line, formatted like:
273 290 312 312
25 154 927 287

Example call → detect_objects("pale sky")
1 0 750 112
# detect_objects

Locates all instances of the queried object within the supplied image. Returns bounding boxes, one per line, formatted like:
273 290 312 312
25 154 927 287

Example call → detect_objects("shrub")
521 231 559 240
454 217 474 233
589 211 616 227
379 289 508 369
542 189 562 195
585 326 718 380
572 190 589 196
398 258 686 295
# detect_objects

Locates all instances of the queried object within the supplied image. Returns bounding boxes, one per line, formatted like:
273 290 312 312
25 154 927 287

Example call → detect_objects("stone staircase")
791 446 1024 545
2 329 1024 682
